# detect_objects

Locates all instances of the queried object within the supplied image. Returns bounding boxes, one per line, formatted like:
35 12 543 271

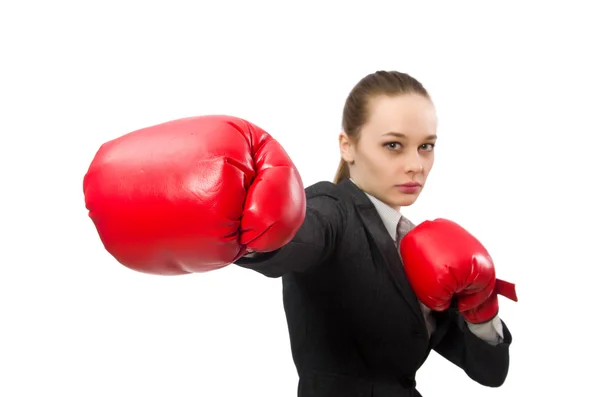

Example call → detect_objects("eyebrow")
383 131 438 140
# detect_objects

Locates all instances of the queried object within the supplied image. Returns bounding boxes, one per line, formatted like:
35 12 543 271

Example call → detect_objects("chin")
394 193 420 208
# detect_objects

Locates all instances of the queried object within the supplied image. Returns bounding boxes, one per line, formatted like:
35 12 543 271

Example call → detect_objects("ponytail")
333 158 350 184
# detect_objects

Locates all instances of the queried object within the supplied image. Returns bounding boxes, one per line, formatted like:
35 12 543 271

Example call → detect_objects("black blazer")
235 179 512 397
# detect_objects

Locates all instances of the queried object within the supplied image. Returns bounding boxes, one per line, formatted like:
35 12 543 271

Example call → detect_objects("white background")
2 1 599 396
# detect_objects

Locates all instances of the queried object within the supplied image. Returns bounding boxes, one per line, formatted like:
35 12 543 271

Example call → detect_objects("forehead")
363 94 438 138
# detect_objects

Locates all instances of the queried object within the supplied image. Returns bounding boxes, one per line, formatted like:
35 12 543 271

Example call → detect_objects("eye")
384 142 402 150
420 143 435 151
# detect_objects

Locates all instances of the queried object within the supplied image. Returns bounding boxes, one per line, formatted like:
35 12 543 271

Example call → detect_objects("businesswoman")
84 70 514 397
235 71 513 397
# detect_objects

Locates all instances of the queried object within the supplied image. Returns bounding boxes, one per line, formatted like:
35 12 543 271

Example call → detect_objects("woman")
235 70 513 397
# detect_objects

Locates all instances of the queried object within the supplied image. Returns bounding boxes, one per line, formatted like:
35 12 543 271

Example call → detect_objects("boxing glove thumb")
239 131 306 253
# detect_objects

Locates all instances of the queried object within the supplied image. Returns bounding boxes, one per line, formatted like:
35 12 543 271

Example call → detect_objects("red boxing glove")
399 218 517 323
83 115 306 275
460 279 517 323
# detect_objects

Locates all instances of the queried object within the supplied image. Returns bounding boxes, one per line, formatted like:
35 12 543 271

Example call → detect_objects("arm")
434 311 512 387
235 183 346 278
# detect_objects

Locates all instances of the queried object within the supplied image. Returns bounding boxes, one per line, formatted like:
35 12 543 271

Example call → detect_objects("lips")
398 182 421 187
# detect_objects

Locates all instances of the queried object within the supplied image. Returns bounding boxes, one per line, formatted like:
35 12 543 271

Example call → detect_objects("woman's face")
340 93 438 210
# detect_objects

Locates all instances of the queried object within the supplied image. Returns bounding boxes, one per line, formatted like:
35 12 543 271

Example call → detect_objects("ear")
339 132 355 163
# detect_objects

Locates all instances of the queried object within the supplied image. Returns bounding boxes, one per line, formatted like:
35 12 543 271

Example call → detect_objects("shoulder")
305 180 342 197
303 181 352 221
304 181 354 206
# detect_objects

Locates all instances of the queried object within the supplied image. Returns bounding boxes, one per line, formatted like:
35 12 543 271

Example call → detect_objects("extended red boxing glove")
399 219 517 323
83 115 306 275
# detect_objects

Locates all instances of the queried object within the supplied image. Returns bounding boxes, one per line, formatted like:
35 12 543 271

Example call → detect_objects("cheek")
358 146 386 171
423 156 435 175
376 152 399 177
367 150 399 176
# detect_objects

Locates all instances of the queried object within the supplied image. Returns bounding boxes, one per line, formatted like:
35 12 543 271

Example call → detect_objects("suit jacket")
235 179 512 397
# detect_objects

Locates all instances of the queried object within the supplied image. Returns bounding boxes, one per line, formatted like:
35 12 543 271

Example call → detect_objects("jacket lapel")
339 180 427 329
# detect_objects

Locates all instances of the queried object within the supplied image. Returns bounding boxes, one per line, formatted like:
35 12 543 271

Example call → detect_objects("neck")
349 178 401 212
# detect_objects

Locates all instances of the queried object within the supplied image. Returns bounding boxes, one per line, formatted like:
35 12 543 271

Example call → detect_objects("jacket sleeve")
433 311 512 387
234 182 347 278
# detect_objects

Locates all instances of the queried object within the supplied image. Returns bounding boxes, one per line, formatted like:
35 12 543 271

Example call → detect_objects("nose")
404 150 424 173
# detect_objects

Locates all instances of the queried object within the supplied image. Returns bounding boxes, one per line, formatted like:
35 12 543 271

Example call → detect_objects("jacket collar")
338 179 427 329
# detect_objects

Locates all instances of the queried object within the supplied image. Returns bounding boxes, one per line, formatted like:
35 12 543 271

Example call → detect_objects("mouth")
397 182 421 188
395 182 422 194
